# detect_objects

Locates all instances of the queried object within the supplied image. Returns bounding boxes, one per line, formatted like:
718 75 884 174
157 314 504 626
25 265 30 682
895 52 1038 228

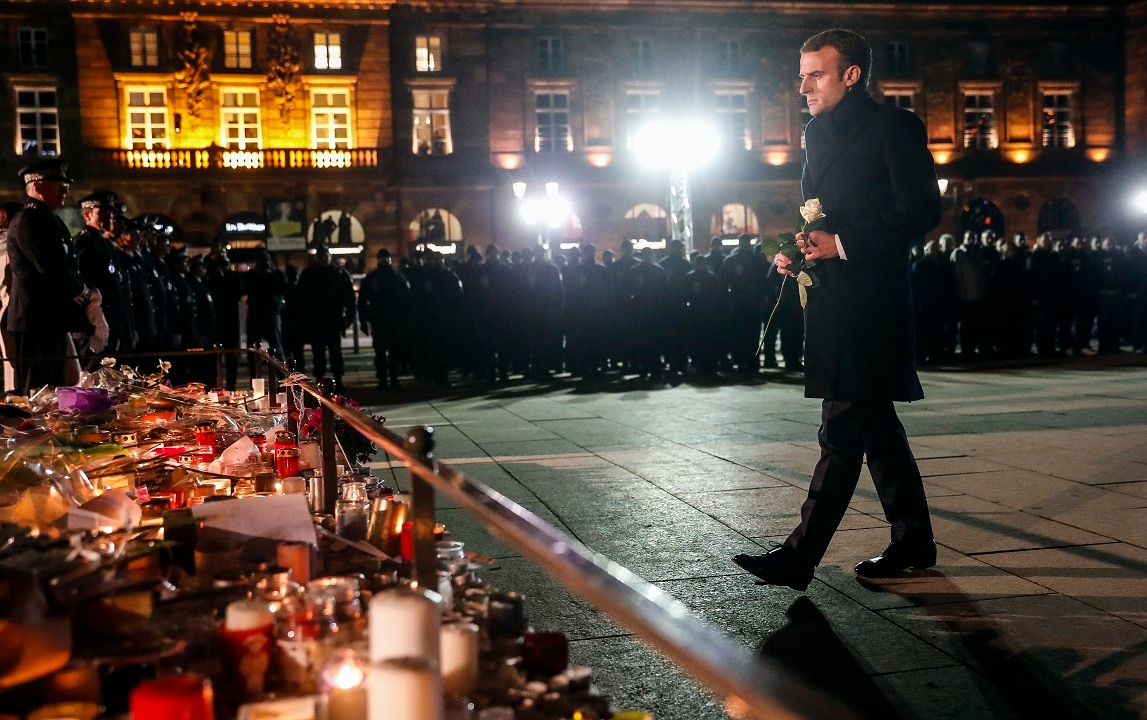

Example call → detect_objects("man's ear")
844 64 861 87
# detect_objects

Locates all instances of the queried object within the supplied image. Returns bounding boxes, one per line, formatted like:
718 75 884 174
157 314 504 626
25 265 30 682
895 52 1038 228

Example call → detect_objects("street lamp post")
633 119 720 256
513 180 570 253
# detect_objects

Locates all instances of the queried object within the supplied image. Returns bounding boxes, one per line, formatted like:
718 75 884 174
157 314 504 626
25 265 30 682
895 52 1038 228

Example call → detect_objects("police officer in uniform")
75 191 135 354
6 159 106 392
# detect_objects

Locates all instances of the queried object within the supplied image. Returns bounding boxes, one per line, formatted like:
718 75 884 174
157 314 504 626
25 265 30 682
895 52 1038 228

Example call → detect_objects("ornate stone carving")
265 14 303 127
174 12 211 125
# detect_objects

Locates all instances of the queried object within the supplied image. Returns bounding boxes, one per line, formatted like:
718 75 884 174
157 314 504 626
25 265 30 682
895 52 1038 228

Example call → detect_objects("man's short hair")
801 29 872 89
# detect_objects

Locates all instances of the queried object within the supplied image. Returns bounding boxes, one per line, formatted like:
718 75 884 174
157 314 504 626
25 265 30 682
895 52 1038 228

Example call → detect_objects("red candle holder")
129 673 214 720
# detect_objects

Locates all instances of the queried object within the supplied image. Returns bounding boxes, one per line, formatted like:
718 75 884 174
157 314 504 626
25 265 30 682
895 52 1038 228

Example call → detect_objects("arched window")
621 203 669 242
710 202 759 241
406 208 464 255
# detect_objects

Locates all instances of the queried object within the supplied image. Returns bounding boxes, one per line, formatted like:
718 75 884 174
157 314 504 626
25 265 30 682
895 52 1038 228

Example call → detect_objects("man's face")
29 179 69 210
83 206 114 234
799 47 859 116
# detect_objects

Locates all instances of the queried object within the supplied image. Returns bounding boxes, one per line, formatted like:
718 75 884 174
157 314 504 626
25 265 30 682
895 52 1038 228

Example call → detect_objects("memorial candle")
129 673 214 720
368 586 441 664
439 621 479 698
322 649 368 720
367 658 443 720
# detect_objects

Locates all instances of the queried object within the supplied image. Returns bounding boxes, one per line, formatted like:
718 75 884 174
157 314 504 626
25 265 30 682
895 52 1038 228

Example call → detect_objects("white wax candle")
368 587 441 664
439 622 479 698
367 658 443 720
225 598 273 631
251 377 266 397
299 441 322 470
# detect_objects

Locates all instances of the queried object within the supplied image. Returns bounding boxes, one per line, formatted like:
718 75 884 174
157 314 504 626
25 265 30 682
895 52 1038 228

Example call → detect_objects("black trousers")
11 330 69 395
783 399 933 566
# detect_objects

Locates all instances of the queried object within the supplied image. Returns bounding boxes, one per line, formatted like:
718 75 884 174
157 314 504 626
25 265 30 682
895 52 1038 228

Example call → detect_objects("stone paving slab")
975 543 1147 629
879 594 1147 719
684 486 883 539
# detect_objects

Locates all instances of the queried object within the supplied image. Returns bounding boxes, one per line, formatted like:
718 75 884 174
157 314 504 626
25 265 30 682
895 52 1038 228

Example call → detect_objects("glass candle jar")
335 482 370 541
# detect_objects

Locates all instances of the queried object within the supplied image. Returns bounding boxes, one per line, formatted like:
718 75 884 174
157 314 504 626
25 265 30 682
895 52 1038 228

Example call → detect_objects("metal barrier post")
318 377 339 513
404 426 437 592
284 357 298 436
213 344 225 390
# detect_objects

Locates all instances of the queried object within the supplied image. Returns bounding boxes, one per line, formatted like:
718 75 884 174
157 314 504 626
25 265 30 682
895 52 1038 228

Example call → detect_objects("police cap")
18 158 73 185
78 190 121 211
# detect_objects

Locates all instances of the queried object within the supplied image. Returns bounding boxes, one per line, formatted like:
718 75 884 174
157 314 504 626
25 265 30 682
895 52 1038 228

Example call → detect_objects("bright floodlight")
633 119 720 171
1136 189 1147 213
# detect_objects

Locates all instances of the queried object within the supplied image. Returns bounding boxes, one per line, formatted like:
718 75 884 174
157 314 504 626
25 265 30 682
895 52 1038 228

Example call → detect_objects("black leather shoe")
854 540 937 579
732 548 814 591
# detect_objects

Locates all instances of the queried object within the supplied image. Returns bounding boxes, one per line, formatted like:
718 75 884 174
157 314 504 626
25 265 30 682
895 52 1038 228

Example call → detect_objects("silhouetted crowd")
912 230 1147 364
361 229 1147 389
360 233 804 389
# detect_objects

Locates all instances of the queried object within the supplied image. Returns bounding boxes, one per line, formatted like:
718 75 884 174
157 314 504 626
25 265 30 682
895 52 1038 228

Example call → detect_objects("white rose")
800 198 826 224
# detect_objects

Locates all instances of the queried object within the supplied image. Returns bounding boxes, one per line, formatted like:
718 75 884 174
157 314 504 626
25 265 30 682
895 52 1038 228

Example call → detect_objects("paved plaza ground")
340 352 1147 720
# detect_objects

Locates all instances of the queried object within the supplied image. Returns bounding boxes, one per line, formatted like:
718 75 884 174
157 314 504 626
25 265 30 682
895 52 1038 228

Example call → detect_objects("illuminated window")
535 92 571 153
715 91 750 151
1042 92 1075 148
221 89 261 149
538 36 563 73
126 87 169 149
412 90 452 155
625 90 659 150
883 90 914 112
963 92 997 149
629 39 653 76
130 27 160 68
18 28 48 68
312 88 351 148
14 87 59 155
314 32 342 70
416 36 441 72
223 30 253 69
717 41 740 76
799 104 811 149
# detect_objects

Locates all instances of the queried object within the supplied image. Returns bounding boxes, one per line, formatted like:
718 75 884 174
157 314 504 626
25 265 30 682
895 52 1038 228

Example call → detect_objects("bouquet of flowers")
299 396 386 466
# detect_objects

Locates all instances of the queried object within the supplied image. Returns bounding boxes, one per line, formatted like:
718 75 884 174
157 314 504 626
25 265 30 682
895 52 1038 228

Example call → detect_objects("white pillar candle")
368 587 441 664
298 441 322 470
225 597 274 630
367 658 443 720
251 377 265 397
439 622 479 698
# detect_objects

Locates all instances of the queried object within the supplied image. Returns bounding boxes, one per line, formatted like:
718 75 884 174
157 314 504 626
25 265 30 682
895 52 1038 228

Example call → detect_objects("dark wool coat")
800 87 941 401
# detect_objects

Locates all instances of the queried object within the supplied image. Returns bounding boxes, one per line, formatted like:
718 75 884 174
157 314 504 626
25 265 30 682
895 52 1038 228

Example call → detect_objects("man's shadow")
759 594 905 720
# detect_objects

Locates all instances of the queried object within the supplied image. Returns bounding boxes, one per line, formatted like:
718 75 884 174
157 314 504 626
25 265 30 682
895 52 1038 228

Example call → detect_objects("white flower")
799 198 826 224
157 360 171 374
100 357 117 368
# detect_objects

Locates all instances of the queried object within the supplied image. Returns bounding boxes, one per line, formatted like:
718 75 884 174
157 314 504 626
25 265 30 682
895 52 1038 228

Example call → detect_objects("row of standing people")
0 162 358 393
912 229 1147 363
356 234 805 388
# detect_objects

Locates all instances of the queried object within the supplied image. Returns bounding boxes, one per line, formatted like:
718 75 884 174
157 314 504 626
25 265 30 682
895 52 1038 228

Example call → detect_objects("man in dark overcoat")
733 29 940 590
